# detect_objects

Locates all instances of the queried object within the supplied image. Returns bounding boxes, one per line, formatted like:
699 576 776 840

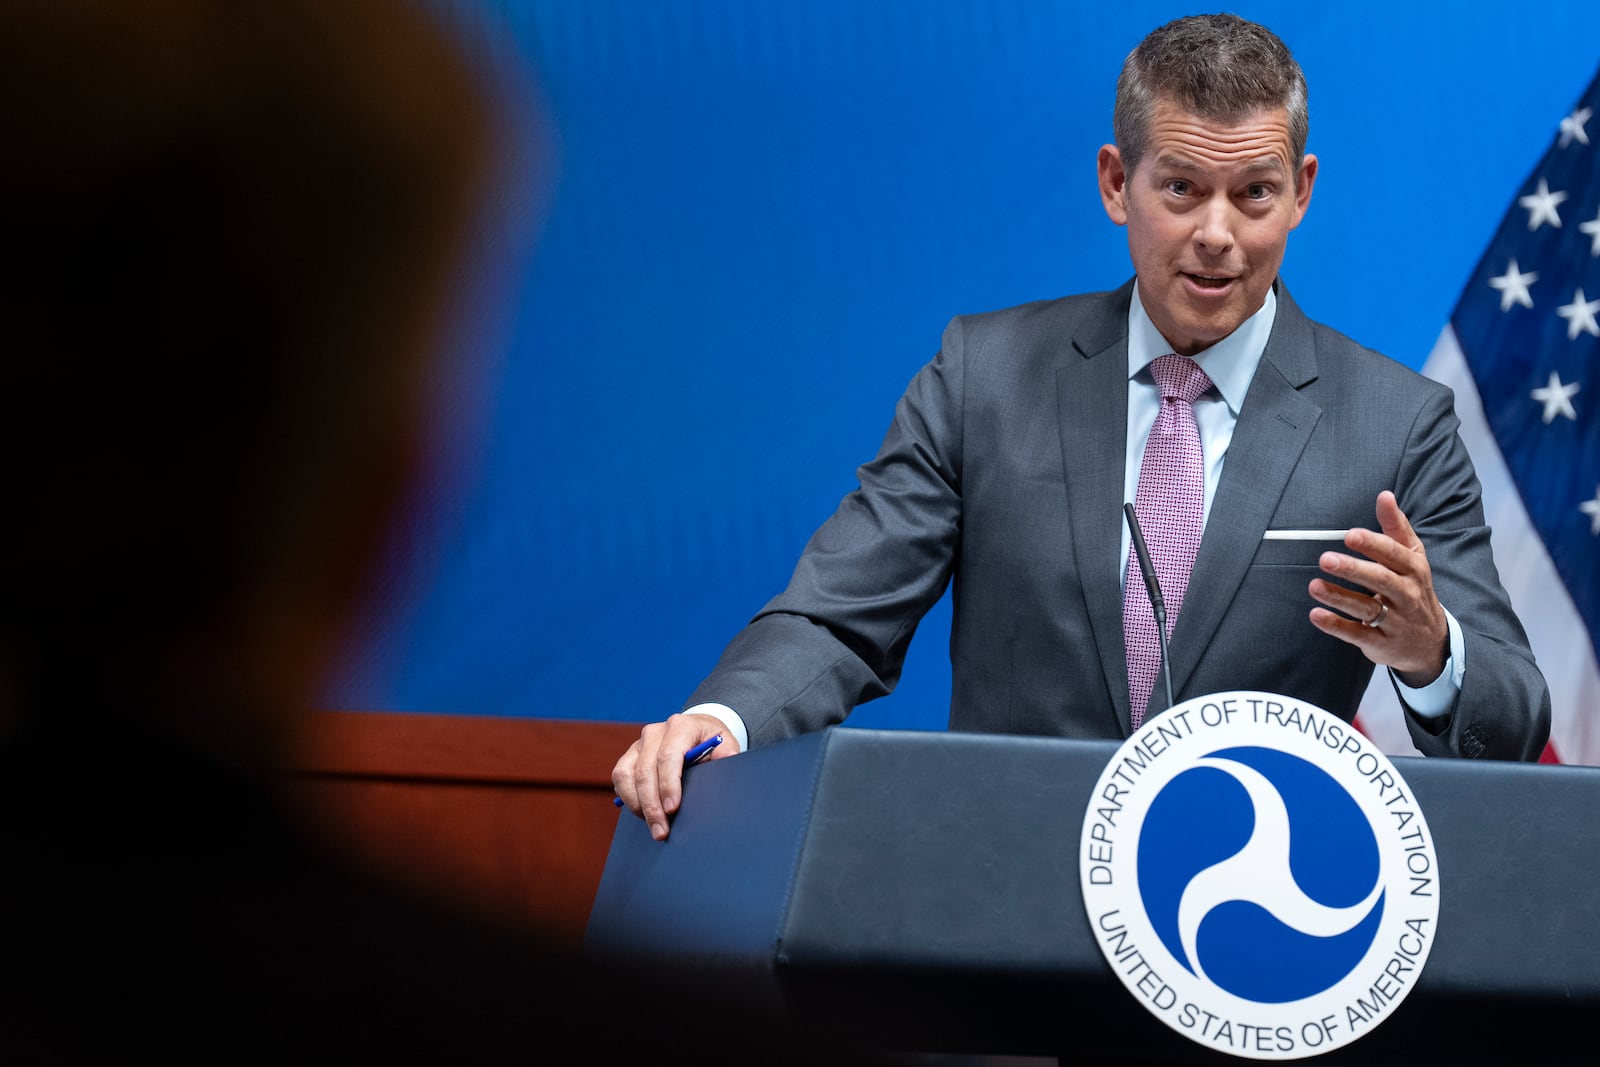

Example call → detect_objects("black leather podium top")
586 727 1600 1064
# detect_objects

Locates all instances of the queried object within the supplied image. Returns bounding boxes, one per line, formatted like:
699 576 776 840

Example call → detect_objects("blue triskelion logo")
1080 691 1439 1061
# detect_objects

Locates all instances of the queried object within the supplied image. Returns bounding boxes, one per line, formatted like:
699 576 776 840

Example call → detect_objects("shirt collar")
1126 283 1276 415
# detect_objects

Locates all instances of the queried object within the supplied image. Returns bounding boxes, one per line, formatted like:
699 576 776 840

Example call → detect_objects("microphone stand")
1124 503 1174 716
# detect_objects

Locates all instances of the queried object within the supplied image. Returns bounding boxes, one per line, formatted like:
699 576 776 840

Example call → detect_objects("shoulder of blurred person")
0 2 892 1062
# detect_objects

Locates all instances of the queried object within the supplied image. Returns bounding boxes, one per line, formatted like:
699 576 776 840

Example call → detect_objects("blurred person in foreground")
0 1 881 1063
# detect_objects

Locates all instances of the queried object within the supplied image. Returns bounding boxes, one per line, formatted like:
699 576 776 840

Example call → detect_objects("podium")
586 727 1600 1063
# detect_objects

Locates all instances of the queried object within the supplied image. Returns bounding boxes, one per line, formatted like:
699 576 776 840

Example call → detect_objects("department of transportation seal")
1079 691 1439 1060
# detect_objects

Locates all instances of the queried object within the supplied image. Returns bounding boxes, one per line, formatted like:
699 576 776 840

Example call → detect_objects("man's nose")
1193 198 1235 255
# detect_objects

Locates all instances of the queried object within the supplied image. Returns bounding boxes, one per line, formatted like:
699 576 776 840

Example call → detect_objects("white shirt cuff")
682 701 750 754
1390 607 1465 721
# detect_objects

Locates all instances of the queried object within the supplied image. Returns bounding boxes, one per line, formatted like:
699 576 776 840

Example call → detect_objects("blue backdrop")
326 1 1598 731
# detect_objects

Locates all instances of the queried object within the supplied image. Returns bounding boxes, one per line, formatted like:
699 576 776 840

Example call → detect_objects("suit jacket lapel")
1057 282 1135 732
1165 285 1324 699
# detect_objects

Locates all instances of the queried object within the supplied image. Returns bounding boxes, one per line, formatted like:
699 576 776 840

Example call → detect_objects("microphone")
1124 502 1174 717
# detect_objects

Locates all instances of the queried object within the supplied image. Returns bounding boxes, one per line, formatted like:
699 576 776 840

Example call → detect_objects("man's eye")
1166 180 1190 196
1245 184 1271 200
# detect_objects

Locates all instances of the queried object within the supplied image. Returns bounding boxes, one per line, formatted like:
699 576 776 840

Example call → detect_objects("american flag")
1356 64 1600 766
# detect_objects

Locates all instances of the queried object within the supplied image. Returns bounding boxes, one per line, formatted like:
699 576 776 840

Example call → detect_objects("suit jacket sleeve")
681 319 969 745
1391 384 1551 760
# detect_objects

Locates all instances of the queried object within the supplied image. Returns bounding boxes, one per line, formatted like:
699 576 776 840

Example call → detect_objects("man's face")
1098 98 1317 356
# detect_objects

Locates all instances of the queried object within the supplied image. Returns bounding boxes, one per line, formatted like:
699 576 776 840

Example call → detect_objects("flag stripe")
1424 327 1599 766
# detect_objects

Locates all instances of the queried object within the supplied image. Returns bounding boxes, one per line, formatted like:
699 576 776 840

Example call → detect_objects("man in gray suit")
613 14 1550 841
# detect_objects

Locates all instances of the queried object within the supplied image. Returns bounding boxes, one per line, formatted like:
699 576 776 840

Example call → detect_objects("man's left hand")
1308 490 1449 688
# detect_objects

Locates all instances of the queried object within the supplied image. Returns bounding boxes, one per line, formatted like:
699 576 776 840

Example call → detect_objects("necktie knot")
1150 354 1212 406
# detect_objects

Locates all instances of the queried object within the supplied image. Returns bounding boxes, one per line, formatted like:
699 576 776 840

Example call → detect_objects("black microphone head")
1123 503 1166 617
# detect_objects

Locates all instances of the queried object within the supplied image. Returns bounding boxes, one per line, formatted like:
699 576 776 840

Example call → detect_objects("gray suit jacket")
687 281 1550 761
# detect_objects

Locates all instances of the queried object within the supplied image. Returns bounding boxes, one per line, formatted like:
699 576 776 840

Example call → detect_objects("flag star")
1519 178 1568 229
1582 489 1600 536
1530 371 1580 423
1556 288 1600 340
1581 210 1600 257
1559 105 1593 148
1489 259 1538 310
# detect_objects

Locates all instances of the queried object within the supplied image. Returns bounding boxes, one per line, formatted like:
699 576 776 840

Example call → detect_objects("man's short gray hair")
1113 13 1308 179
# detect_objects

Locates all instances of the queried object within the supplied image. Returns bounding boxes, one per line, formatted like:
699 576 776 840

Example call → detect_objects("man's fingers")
1309 604 1380 650
1309 492 1448 682
1317 550 1414 610
609 725 656 812
627 722 675 841
611 713 735 843
1334 492 1427 580
1337 524 1424 581
610 720 677 841
652 716 703 820
1309 575 1384 625
1374 489 1422 550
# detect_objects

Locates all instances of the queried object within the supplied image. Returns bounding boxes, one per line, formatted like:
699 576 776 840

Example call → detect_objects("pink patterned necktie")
1124 354 1213 729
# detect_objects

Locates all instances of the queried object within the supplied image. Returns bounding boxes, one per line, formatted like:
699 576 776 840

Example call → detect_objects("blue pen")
614 734 724 806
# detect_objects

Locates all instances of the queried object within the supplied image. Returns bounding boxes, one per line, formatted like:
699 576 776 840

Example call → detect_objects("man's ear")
1098 144 1129 226
1289 152 1318 230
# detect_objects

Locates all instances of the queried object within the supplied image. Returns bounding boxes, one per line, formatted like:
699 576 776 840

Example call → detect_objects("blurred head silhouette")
0 0 493 764
0 7 947 1063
